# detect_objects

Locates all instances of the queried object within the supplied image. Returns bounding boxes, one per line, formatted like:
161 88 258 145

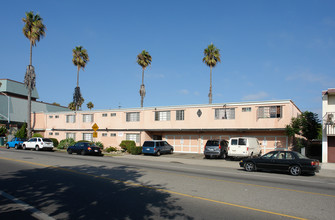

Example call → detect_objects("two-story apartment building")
32 100 301 154
322 89 335 163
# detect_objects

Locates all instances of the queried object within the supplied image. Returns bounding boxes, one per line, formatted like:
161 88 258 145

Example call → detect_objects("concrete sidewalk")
120 153 335 178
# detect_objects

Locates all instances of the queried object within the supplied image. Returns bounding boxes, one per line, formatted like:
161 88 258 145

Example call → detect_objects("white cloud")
179 89 189 95
242 92 269 101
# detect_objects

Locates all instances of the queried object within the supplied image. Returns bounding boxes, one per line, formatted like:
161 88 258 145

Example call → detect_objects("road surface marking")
0 190 55 220
0 156 308 220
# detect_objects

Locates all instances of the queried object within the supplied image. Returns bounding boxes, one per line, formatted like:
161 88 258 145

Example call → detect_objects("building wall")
322 89 335 163
32 100 300 153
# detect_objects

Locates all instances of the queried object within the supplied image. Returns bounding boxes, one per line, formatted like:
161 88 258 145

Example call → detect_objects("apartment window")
110 133 116 137
102 113 107 117
66 115 76 123
126 112 140 122
55 115 59 118
49 132 53 135
49 115 53 119
242 107 251 112
55 132 59 136
83 114 94 123
215 108 235 120
176 110 184 121
66 133 76 140
83 133 93 142
126 133 140 143
257 106 282 118
111 113 116 117
102 133 107 137
155 111 171 121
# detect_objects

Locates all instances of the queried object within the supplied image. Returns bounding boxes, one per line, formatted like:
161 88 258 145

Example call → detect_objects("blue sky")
1 0 334 117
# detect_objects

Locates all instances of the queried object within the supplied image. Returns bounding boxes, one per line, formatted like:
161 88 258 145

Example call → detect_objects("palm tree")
137 50 152 107
22 11 46 138
87 101 94 110
68 102 76 111
203 43 221 104
72 46 89 111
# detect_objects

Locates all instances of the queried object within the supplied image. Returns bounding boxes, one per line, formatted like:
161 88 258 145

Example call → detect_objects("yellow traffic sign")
92 123 99 131
93 131 98 138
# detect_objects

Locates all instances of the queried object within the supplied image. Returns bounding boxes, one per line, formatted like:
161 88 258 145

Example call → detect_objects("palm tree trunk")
140 68 145 108
77 66 80 87
30 41 32 66
142 68 144 85
27 41 33 138
209 66 212 104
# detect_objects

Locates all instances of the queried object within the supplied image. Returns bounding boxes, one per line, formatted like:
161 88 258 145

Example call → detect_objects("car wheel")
205 155 210 159
68 149 73 154
35 146 39 151
289 165 301 176
6 144 9 149
81 150 86 156
170 149 173 154
156 151 161 156
245 162 255 172
23 145 26 150
15 144 18 150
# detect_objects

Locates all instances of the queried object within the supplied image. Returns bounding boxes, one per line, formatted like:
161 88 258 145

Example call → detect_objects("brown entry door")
328 136 335 163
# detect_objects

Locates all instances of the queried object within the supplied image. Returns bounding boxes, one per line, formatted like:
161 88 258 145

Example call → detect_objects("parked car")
228 137 262 158
67 142 102 156
22 138 54 151
142 140 174 156
6 137 27 149
239 150 321 176
204 139 228 159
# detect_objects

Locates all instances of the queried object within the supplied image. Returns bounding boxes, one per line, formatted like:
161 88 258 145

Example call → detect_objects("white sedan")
22 138 54 151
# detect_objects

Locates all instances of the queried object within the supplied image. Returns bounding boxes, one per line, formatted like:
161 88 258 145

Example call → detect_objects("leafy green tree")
32 133 43 138
52 102 60 106
68 102 76 111
58 138 75 149
72 46 89 111
87 101 94 110
286 111 322 143
137 50 152 107
203 43 221 104
22 11 46 138
0 126 7 136
15 123 27 139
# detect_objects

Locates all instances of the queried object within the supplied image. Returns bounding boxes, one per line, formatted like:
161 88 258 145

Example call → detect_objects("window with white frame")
215 108 235 120
66 133 76 140
55 132 59 136
66 115 76 123
257 106 282 118
49 132 53 135
55 115 59 118
49 115 53 118
110 133 116 137
126 112 140 122
155 111 171 121
242 107 251 112
176 110 184 120
102 133 107 137
126 133 140 143
83 133 93 142
102 113 107 117
83 114 94 123
111 113 116 117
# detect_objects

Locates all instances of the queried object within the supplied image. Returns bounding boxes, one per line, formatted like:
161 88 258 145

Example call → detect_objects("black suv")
204 139 228 159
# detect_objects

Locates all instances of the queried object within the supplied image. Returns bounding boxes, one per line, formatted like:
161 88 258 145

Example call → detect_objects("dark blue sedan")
239 150 321 176
67 142 102 156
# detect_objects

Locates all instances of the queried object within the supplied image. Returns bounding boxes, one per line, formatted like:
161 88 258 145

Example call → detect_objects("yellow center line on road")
151 169 335 198
0 156 307 220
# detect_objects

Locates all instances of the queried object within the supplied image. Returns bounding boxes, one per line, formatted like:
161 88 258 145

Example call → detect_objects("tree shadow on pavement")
0 164 193 219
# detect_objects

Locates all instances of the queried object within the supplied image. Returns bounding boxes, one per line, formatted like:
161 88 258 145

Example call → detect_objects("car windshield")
261 152 277 159
206 140 219 146
295 152 308 159
143 141 154 147
42 138 52 142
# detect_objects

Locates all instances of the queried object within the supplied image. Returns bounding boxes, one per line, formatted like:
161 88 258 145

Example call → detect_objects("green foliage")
119 140 136 152
203 43 221 68
32 133 43 138
15 124 27 139
49 138 59 147
87 101 94 110
285 111 321 141
0 126 7 136
137 50 152 69
58 138 75 149
127 146 142 155
105 147 118 153
94 141 104 149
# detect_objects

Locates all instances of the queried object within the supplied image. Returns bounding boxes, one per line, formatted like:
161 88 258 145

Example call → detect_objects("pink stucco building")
32 100 301 154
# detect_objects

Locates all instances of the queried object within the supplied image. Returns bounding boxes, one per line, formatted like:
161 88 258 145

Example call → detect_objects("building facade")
33 100 301 154
322 89 335 163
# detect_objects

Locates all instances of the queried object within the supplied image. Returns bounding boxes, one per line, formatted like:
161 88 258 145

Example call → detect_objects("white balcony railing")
324 112 335 136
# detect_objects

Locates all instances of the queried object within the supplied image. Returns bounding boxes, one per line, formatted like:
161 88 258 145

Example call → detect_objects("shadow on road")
0 164 193 219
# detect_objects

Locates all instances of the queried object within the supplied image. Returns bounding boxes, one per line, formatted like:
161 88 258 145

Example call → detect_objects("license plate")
147 148 150 150
94 150 98 152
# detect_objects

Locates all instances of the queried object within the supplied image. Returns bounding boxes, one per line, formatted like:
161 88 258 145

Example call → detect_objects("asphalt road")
0 148 335 220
